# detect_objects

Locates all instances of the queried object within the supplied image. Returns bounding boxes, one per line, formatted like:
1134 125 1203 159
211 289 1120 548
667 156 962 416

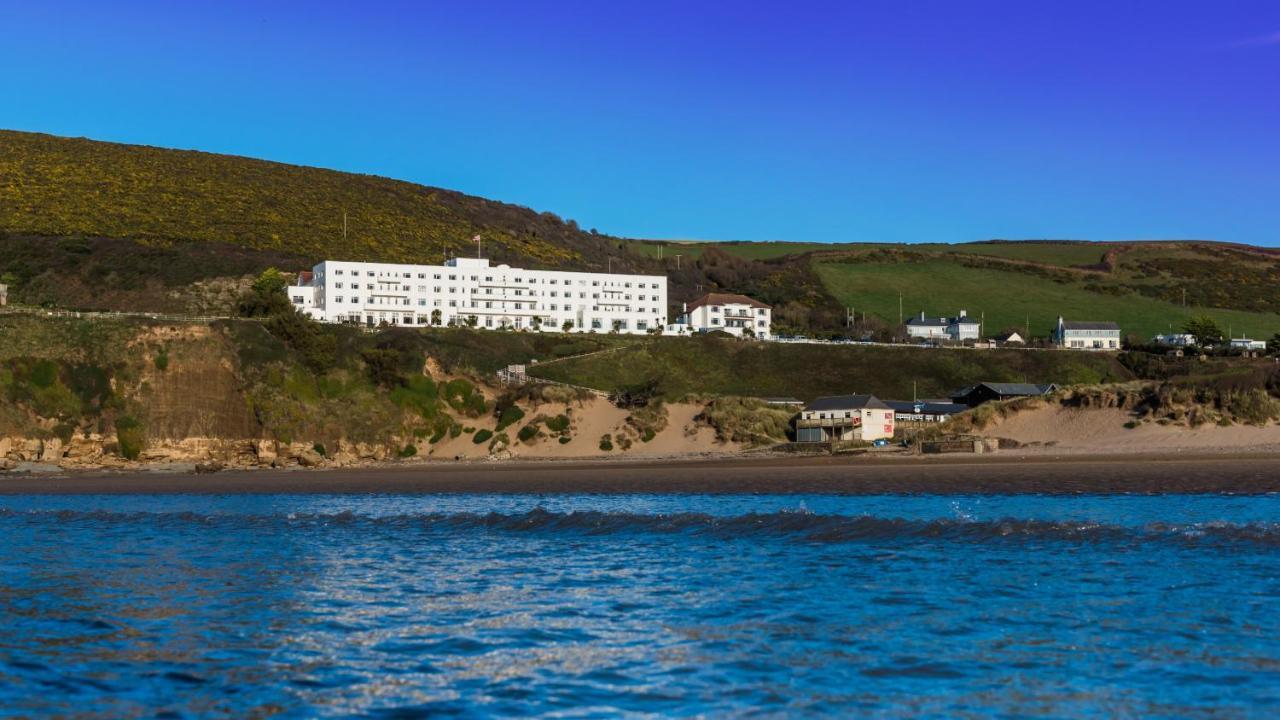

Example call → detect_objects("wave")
3 507 1280 546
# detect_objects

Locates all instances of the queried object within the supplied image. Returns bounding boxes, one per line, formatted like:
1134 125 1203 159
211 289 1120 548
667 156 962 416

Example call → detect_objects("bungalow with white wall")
796 394 895 443
1230 337 1267 352
1053 317 1121 350
675 293 771 339
905 310 981 342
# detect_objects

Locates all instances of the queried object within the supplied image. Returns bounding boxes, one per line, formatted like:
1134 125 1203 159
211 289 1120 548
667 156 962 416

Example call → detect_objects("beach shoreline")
3 451 1279 495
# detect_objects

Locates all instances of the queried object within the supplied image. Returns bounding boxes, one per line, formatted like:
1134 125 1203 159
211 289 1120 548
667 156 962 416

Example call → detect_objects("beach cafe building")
796 395 896 443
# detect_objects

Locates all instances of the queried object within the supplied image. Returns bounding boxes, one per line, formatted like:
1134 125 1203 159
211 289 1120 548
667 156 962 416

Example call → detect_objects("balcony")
795 416 862 429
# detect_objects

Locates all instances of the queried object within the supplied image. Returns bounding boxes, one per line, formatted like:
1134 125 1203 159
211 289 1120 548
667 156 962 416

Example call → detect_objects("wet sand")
3 453 1280 494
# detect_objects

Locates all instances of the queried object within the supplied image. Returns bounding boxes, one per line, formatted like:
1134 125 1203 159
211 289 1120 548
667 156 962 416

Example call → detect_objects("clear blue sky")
3 1 1278 244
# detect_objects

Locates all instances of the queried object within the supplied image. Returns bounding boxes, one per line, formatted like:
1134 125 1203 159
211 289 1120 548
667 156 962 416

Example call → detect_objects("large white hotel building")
288 257 668 335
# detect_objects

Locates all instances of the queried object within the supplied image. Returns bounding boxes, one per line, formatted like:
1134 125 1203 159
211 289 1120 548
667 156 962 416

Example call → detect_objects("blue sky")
3 1 1278 244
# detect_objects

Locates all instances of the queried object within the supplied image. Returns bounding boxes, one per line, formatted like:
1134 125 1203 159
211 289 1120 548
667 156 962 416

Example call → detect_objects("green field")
528 336 1131 401
815 258 1280 340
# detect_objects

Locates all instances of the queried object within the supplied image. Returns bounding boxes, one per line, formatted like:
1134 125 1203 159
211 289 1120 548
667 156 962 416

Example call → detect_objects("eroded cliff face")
1 317 746 472
0 321 419 470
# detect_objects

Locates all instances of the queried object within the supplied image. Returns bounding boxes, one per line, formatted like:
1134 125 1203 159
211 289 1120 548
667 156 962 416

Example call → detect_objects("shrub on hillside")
494 404 525 431
473 429 493 444
115 415 145 460
237 268 293 318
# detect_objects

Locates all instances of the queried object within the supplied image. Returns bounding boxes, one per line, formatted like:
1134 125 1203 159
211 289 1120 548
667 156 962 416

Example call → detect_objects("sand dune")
981 404 1280 455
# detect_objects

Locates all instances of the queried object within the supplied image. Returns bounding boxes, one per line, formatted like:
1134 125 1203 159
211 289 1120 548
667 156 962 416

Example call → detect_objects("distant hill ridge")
2 129 1279 338
0 129 632 269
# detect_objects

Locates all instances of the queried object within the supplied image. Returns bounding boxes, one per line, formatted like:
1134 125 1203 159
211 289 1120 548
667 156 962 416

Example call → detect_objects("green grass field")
528 336 1131 401
815 258 1280 340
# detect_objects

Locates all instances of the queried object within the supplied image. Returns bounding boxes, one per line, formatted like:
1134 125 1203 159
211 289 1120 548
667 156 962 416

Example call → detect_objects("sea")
1 492 1278 718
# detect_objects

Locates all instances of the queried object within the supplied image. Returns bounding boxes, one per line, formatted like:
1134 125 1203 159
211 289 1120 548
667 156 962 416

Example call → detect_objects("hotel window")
335 283 343 289
352 297 360 304
418 299 426 306
366 283 374 290
336 270 344 276
367 271 374 277
418 273 426 279
335 296 343 303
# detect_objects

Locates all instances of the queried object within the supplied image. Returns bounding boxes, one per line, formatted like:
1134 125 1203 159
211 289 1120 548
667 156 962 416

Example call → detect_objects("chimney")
920 311 925 321
959 309 967 319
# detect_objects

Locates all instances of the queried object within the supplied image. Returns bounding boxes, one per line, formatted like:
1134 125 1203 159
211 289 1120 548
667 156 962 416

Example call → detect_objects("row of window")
330 296 661 314
328 268 661 289
329 282 655 302
339 313 655 331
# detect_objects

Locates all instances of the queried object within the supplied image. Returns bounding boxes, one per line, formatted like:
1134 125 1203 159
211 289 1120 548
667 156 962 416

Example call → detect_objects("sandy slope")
426 398 739 460
981 405 1280 455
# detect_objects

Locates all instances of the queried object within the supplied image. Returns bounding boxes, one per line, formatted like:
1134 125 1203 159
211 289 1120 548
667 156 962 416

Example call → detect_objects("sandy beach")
3 452 1280 494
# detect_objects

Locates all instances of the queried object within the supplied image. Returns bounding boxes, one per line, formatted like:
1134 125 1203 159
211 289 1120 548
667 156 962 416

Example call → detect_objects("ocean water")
2 493 1279 718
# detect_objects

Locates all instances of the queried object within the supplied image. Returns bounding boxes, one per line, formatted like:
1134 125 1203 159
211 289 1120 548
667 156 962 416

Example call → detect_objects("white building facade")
1053 317 1121 350
675 293 771 339
289 258 668 334
905 310 981 341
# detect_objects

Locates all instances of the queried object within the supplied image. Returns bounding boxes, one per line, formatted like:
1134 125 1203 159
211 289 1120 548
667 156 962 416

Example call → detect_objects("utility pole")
675 255 682 271
608 257 614 273
1182 288 1187 308
475 234 482 258
898 293 903 326
342 212 348 241
657 245 663 261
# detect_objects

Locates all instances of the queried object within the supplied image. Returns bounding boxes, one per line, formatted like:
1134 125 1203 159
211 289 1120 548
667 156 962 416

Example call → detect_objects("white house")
288 257 667 335
795 394 895 443
1053 317 1121 350
1152 333 1197 347
905 310 981 341
675 292 771 339
1230 337 1267 352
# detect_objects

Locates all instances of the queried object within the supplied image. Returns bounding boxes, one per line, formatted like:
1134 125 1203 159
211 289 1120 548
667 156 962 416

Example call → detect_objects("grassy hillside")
636 239 1280 339
0 129 642 269
528 336 1132 401
5 129 1279 339
815 256 1280 340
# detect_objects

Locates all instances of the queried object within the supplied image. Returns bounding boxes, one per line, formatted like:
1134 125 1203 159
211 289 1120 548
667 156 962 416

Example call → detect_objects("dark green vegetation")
1 310 617 454
529 336 1132 401
4 130 1278 339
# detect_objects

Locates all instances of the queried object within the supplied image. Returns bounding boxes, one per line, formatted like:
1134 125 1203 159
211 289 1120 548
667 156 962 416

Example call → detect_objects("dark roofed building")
884 400 970 423
1053 316 1121 350
951 382 1058 407
905 310 981 342
797 394 895 442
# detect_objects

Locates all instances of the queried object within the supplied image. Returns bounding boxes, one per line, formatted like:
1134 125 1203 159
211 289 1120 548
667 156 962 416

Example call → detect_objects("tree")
561 320 574 333
430 309 442 326
1267 333 1280 356
1183 315 1224 347
611 320 623 334
237 267 293 318
466 315 478 328
531 316 542 331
